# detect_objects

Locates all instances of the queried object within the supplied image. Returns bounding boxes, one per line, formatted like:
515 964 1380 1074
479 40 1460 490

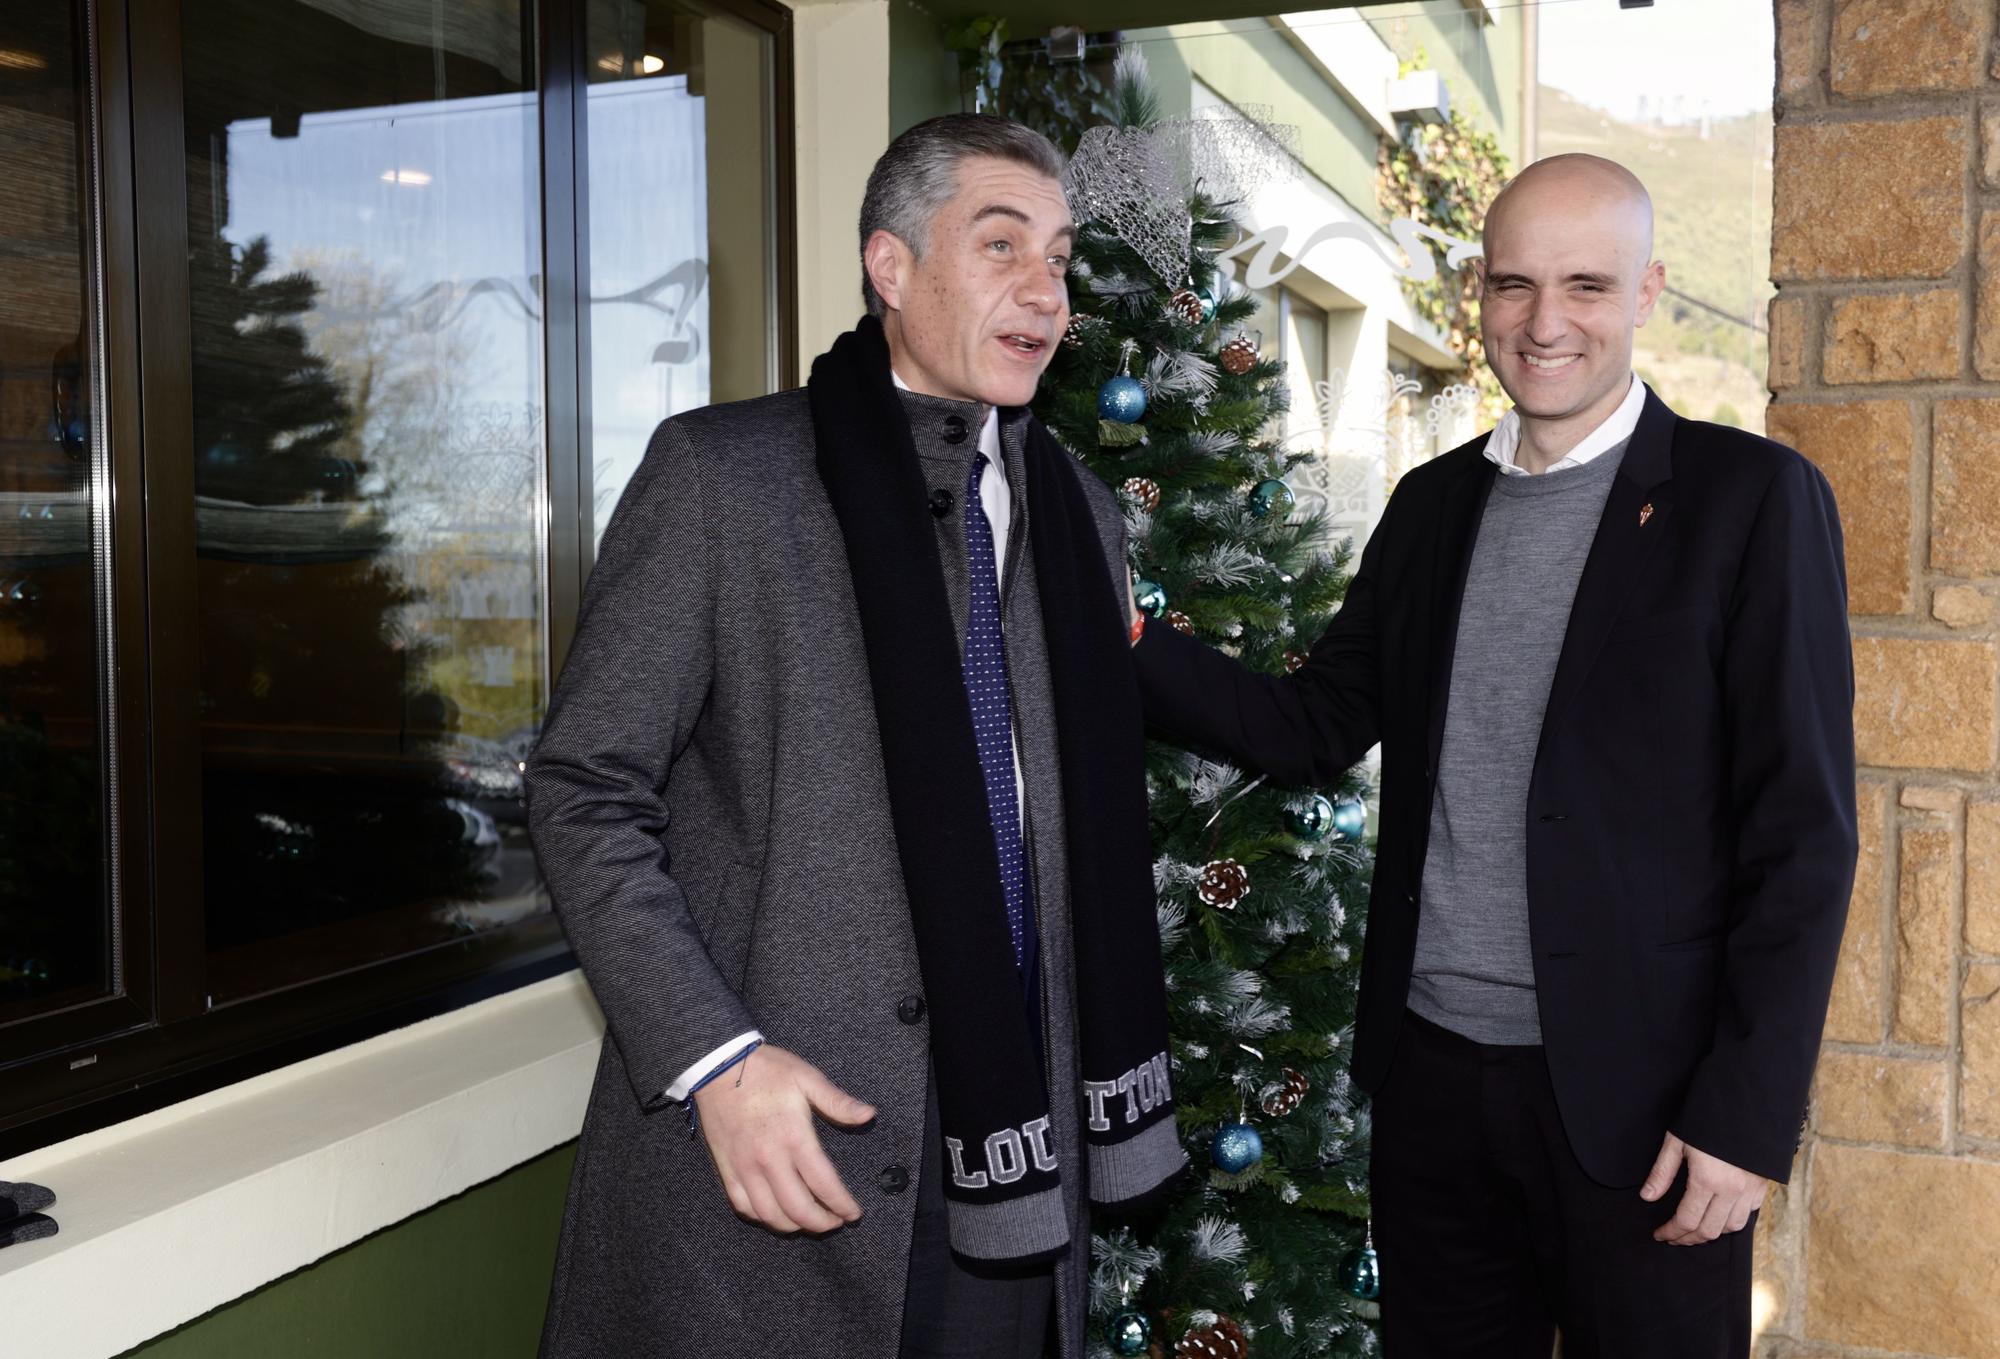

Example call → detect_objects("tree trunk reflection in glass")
182 0 549 1001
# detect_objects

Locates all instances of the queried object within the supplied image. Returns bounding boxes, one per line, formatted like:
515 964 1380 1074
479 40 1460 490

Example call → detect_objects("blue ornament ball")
1197 282 1219 319
1098 375 1148 424
1132 578 1168 620
1341 1244 1382 1301
1105 1307 1151 1356
1331 796 1367 839
1286 793 1335 841
1211 1121 1264 1174
1247 477 1295 520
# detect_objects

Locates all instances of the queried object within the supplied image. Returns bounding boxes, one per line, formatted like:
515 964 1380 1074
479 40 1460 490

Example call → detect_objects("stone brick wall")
1757 3 2000 1356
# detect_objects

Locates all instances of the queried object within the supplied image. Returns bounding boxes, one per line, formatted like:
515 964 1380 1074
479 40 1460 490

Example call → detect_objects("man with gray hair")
527 113 1183 1358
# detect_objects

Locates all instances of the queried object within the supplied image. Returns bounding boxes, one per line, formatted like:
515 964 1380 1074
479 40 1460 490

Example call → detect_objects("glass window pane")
0 4 112 1023
585 0 777 545
181 0 550 1001
1534 0 1773 433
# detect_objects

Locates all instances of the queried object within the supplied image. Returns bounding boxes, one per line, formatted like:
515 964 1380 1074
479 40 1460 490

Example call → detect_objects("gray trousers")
898 1069 1055 1358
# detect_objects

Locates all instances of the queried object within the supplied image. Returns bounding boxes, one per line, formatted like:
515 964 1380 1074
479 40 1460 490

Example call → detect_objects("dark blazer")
1134 388 1858 1187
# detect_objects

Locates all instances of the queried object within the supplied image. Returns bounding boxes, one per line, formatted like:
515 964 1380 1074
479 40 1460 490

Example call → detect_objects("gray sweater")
1407 439 1630 1045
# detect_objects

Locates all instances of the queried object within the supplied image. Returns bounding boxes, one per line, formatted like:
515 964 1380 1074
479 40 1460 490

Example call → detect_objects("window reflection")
0 2 110 1023
586 0 777 544
182 0 549 999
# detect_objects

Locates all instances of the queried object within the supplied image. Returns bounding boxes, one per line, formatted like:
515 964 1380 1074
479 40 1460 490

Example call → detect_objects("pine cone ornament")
1197 859 1250 909
1261 1067 1310 1117
1167 610 1195 636
1121 476 1161 513
1176 1316 1248 1359
1219 335 1257 376
1168 288 1206 325
1063 314 1089 350
1283 649 1308 674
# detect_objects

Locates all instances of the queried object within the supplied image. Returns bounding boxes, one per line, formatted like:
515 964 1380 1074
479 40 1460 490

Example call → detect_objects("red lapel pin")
1638 502 1654 527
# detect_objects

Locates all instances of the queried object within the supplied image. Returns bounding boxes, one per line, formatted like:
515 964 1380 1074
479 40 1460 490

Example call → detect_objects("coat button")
897 994 927 1024
878 1165 910 1194
942 415 969 444
929 488 954 518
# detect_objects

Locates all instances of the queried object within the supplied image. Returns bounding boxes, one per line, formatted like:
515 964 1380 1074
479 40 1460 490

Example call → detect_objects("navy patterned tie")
962 451 1037 977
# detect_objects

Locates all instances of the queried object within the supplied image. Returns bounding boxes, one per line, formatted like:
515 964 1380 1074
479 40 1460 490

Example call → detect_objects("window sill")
0 970 604 1358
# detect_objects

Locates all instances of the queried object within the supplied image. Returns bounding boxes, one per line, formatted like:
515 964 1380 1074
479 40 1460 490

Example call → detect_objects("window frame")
0 0 797 1154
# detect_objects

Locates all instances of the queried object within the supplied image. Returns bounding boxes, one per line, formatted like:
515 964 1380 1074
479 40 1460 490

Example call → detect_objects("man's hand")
693 1044 874 1234
1640 1131 1768 1245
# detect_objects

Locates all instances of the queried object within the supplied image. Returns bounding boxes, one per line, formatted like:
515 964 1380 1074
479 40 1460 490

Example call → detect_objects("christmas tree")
186 234 482 951
1026 50 1382 1359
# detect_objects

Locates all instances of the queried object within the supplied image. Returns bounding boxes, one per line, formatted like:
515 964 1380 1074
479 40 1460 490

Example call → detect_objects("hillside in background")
1534 86 1774 433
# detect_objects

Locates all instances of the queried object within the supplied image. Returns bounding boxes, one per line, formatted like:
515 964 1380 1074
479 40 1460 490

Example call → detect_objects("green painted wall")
1136 21 1386 226
119 1144 576 1359
1365 4 1526 165
891 0 962 136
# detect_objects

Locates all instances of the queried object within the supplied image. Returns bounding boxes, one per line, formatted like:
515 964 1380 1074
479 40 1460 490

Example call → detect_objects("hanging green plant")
1376 54 1511 423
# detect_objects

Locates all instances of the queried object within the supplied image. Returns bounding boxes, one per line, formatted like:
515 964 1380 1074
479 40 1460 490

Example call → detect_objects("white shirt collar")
1483 373 1644 476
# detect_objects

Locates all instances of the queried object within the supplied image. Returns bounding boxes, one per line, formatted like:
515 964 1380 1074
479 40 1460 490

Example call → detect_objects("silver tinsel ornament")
1061 48 1299 285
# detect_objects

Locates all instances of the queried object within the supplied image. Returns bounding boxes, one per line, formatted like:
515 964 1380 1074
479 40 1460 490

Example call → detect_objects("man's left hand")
1640 1131 1768 1245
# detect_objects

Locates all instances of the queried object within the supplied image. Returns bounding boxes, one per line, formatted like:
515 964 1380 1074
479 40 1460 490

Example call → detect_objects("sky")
1532 0 1775 123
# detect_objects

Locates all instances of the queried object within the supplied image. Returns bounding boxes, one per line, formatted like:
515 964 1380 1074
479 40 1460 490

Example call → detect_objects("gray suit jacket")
527 384 1129 1357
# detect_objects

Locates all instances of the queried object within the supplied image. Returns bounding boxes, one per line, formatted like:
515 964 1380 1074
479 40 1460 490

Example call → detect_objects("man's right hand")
692 1043 874 1234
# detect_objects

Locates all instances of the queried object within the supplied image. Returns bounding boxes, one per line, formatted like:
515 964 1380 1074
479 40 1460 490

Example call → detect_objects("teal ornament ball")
1341 1244 1382 1301
1210 1121 1264 1173
1197 282 1219 319
1286 794 1335 841
1098 375 1148 423
1331 796 1367 839
1105 1308 1151 1356
1133 578 1168 620
1248 477 1294 520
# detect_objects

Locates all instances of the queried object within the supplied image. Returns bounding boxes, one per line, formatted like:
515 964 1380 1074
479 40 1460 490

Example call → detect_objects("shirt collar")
1483 373 1644 477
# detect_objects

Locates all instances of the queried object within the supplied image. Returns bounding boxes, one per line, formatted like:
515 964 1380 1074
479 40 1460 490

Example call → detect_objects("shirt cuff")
663 1029 765 1103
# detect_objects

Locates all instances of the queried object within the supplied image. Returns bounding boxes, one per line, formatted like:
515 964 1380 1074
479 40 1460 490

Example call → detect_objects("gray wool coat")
526 383 1131 1358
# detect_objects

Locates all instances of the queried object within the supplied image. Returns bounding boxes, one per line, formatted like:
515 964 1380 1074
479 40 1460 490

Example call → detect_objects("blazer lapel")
1424 444 1499 784
1532 388 1679 761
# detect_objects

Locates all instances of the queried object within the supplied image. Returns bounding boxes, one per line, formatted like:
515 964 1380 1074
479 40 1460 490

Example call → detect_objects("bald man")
1130 155 1856 1356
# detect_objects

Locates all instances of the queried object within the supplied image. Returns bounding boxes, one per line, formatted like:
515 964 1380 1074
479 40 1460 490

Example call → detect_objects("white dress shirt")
667 374 1018 1104
1482 372 1644 476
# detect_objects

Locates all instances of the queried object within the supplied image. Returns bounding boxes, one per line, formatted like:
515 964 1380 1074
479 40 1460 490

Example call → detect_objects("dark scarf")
809 316 1183 1264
